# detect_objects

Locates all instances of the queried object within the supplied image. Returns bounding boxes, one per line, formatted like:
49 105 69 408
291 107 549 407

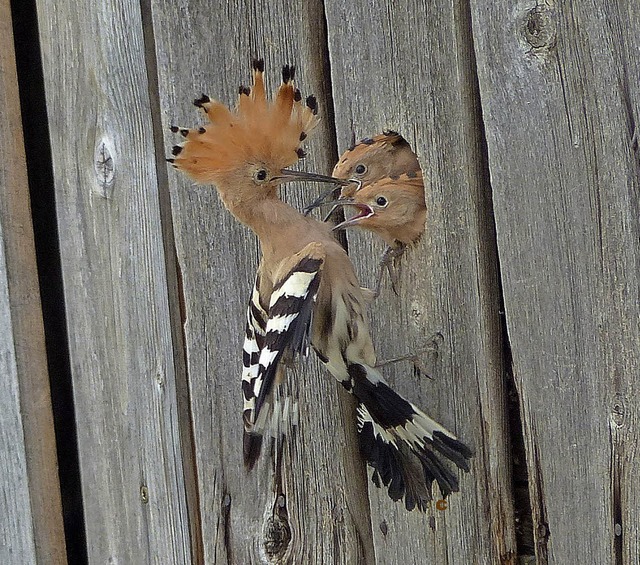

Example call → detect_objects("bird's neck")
230 196 303 242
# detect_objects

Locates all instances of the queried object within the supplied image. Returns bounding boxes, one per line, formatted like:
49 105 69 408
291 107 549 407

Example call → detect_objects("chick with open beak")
327 132 426 296
332 173 426 248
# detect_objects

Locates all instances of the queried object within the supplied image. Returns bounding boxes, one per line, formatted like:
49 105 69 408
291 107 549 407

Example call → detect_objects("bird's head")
332 131 422 198
169 59 344 208
332 174 426 247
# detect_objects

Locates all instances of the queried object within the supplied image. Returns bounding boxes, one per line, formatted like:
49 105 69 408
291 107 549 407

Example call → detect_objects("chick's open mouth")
332 202 373 231
345 202 373 222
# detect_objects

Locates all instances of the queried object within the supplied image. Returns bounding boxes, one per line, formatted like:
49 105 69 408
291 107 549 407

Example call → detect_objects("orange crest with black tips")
169 59 319 184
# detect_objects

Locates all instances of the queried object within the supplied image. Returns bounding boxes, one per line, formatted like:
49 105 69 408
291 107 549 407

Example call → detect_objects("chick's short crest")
333 131 422 199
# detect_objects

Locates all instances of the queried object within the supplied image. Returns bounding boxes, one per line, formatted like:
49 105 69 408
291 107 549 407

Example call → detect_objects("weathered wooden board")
151 0 375 562
0 1 66 561
325 0 517 562
471 1 640 563
35 0 192 561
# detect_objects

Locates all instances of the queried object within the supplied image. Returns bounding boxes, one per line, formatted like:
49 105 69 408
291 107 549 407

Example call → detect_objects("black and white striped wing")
241 272 268 434
243 249 324 468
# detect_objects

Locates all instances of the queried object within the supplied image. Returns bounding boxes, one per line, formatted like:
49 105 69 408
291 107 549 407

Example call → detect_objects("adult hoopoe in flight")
329 132 427 297
169 59 472 511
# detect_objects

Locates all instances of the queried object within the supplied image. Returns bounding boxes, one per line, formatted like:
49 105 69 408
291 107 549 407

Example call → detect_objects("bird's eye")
375 196 388 207
354 164 367 175
253 169 268 183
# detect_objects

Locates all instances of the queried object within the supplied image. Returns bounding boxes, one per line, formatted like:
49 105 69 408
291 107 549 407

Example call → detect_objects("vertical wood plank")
35 0 192 561
150 1 375 562
0 0 66 561
471 1 640 562
324 0 517 562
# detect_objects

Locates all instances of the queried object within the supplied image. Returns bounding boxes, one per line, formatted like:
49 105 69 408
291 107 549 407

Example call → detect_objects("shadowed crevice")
11 0 87 562
316 0 349 251
139 1 204 562
460 0 536 560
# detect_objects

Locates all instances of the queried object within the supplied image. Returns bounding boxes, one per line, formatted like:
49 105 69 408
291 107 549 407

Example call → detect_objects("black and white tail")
347 363 473 511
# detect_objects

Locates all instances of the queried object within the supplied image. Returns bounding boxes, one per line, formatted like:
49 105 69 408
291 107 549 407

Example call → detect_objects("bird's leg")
375 351 433 380
372 243 407 298
321 203 341 223
304 178 361 217
375 332 443 379
303 186 341 216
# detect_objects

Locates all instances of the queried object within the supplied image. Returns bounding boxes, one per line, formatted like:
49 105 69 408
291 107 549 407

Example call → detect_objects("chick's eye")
254 169 268 182
354 164 367 175
375 196 388 207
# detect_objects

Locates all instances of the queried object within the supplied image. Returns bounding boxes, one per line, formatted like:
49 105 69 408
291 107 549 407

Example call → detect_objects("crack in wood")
530 441 549 563
221 491 233 565
609 427 623 565
504 335 536 560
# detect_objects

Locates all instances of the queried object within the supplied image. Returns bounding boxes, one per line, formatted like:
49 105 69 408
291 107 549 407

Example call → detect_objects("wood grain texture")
29 0 640 561
0 1 66 561
35 0 192 562
150 0 375 562
471 0 640 563
324 0 517 563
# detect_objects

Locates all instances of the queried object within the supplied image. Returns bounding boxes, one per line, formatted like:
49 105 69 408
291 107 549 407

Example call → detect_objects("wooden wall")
1 0 66 562
1 0 636 562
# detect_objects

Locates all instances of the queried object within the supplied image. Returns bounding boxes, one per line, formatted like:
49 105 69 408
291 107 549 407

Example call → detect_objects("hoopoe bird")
330 132 426 297
302 130 421 214
332 130 422 198
169 59 472 511
331 173 426 248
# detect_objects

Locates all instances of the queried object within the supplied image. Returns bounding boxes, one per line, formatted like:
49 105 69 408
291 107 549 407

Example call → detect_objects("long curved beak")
277 169 352 185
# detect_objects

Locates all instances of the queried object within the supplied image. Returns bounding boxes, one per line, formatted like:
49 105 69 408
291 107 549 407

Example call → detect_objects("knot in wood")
379 520 388 536
610 393 626 428
263 514 291 560
94 138 115 198
522 5 556 50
